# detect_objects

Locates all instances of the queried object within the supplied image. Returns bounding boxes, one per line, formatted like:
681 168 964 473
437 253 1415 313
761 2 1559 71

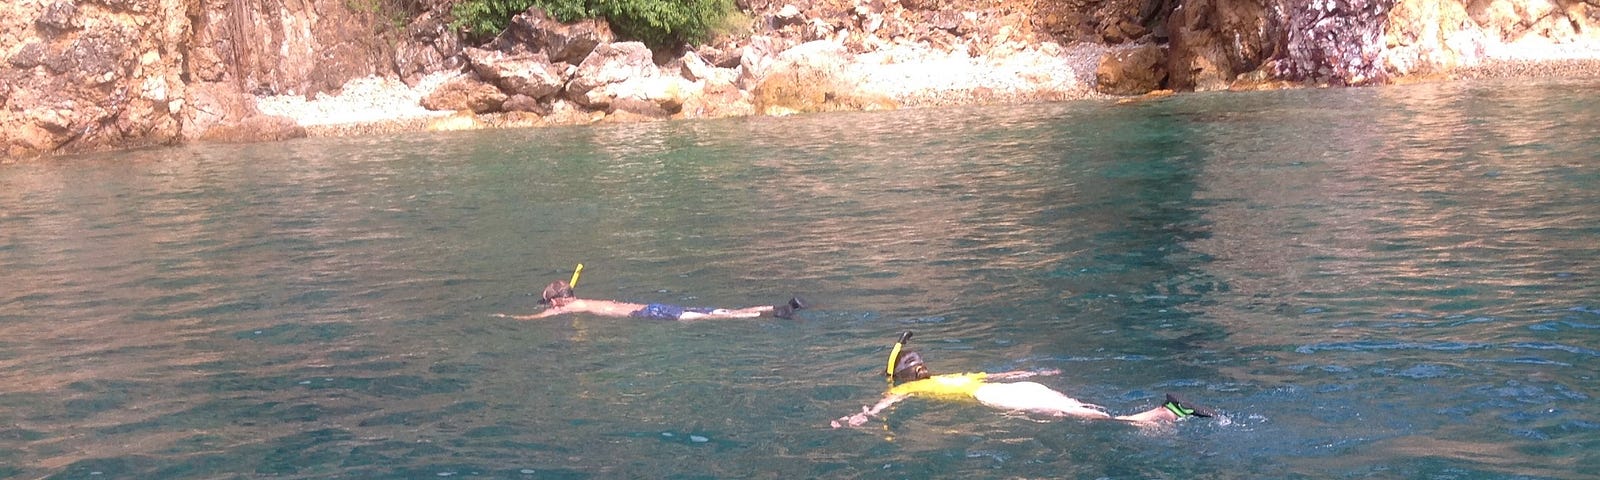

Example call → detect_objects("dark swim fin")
773 297 807 319
1163 393 1217 418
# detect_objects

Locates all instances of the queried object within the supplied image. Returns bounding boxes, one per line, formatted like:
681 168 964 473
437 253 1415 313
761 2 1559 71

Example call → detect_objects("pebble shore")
252 39 1600 136
254 73 460 132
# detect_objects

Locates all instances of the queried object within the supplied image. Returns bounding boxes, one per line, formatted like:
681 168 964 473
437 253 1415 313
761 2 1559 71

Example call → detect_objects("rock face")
3 0 461 158
1271 0 1395 86
1161 0 1600 90
3 0 191 157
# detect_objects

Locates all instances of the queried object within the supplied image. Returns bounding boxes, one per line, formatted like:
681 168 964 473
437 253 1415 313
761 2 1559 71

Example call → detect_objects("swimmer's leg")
681 307 763 320
1112 393 1218 425
972 382 1115 420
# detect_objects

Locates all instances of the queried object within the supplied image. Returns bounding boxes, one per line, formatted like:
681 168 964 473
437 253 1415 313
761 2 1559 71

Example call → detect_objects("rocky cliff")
4 0 1599 159
2 0 459 157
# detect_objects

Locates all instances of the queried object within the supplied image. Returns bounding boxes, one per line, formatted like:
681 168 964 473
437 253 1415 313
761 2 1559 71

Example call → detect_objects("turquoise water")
3 78 1599 479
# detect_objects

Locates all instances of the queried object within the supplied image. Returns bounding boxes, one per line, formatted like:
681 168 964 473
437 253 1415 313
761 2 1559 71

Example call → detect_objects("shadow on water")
2 78 1599 479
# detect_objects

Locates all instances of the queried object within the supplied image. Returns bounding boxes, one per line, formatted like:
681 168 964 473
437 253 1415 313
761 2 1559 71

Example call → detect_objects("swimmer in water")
831 332 1217 429
493 280 807 321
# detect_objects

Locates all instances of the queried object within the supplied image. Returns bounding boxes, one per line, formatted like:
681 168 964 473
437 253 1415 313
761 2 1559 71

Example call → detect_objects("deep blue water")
2 78 1599 479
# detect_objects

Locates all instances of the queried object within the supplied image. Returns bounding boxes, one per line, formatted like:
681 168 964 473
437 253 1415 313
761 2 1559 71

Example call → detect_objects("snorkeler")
493 279 807 321
831 332 1217 429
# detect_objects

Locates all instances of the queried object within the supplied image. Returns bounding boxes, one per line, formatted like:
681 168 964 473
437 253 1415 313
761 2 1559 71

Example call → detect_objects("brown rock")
181 81 260 141
199 114 306 143
420 76 508 113
1270 0 1393 86
1096 44 1167 95
36 1 79 35
502 94 546 114
188 0 394 96
1 1 184 158
1382 0 1481 78
493 7 615 64
695 41 745 68
677 82 754 119
393 9 467 85
427 111 485 131
464 47 566 99
1099 17 1149 44
752 40 883 116
565 41 657 108
1164 0 1272 91
598 109 660 124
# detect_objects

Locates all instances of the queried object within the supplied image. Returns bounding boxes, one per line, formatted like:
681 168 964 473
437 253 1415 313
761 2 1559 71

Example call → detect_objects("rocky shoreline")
254 38 1120 136
7 0 1600 159
253 41 1600 140
195 2 1600 133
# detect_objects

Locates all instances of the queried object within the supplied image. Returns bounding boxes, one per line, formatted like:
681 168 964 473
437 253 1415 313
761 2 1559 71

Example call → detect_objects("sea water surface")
3 78 1599 479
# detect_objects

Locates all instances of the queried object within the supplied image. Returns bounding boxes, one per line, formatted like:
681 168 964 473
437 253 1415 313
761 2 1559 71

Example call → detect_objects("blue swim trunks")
630 303 717 320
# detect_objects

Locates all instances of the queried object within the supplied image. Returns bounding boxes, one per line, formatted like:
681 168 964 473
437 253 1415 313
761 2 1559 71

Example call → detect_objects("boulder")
1096 44 1167 95
427 111 485 131
464 47 565 99
393 9 467 85
695 40 746 68
565 41 662 110
673 50 739 85
502 94 546 114
751 40 853 116
181 81 261 141
541 98 601 126
737 35 788 90
199 114 306 143
1164 0 1274 91
677 81 755 119
1382 0 1486 77
493 7 615 64
36 1 80 35
420 76 508 113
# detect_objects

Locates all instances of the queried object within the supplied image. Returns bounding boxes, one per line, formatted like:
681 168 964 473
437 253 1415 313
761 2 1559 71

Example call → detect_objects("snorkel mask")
886 332 930 383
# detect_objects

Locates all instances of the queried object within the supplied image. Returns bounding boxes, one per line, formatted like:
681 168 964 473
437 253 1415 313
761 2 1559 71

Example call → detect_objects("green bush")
450 0 736 48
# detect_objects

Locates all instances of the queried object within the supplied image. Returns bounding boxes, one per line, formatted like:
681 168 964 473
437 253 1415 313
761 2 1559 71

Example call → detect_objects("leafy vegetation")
450 0 737 48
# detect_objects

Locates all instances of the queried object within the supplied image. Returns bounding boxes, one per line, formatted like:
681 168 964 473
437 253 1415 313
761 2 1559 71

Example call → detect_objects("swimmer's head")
540 280 575 305
891 351 931 382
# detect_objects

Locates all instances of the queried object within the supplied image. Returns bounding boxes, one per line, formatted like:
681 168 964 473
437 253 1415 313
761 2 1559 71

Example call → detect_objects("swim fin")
773 297 807 319
1163 393 1217 418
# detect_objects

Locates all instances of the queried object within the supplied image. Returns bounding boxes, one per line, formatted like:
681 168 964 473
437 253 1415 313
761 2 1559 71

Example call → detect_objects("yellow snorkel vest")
888 372 989 398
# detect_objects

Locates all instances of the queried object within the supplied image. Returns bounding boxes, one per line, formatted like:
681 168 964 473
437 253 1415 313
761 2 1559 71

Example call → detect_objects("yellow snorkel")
568 263 584 288
886 331 913 381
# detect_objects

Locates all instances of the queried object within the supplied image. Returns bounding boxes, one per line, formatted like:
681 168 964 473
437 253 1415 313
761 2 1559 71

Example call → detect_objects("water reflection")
1182 80 1600 478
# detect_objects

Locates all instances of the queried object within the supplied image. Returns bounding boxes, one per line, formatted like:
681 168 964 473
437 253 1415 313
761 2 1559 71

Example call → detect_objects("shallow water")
3 78 1599 479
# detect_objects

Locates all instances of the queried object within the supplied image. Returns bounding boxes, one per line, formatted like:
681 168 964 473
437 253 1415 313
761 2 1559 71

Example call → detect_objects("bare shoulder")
568 299 648 317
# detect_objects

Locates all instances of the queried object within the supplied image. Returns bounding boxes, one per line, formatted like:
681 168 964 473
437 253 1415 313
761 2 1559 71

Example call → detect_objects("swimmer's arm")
831 393 908 429
986 368 1062 380
492 307 566 320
